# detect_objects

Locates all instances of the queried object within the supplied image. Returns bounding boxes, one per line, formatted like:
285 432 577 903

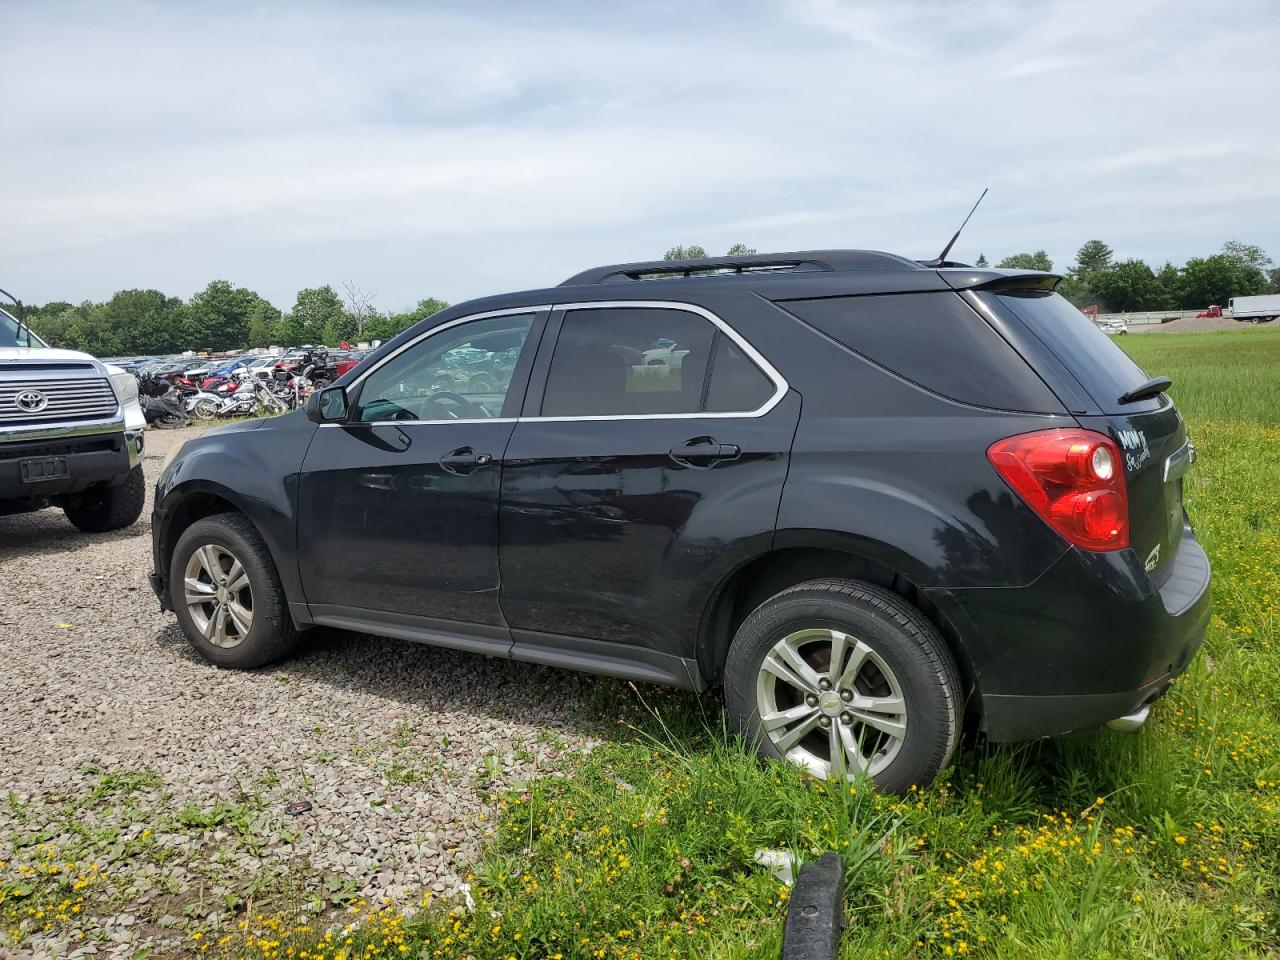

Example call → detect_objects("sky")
2 0 1277 312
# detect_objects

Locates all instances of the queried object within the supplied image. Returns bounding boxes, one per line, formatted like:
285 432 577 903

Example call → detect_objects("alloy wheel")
183 544 253 648
755 627 908 779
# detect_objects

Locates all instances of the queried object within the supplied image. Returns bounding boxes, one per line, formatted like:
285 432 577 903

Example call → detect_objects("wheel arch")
156 479 303 619
695 533 981 720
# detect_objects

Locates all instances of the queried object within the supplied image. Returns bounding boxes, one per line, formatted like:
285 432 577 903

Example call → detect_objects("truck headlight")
109 369 139 407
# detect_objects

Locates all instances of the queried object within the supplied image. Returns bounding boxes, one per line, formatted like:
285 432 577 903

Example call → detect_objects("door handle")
669 436 741 468
439 446 493 475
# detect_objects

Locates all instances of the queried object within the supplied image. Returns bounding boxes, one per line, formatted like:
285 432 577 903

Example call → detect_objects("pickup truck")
1 296 147 531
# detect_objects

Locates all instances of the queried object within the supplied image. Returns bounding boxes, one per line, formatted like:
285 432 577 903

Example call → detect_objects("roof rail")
560 249 922 286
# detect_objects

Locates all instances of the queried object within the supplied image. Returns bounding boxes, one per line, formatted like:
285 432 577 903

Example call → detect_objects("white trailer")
1228 294 1280 323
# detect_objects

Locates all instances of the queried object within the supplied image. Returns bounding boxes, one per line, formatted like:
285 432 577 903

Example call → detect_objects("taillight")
987 429 1129 551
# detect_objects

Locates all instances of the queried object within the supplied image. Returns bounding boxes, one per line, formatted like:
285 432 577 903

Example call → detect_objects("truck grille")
0 377 119 424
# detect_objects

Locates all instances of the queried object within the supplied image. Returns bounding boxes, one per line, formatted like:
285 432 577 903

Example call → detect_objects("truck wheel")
63 465 146 532
170 512 299 669
724 579 962 795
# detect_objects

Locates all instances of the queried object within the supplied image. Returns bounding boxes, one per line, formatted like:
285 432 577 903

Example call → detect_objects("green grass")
181 330 1280 957
1120 327 1280 427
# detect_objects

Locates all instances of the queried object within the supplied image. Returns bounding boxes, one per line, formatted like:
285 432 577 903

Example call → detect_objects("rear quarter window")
779 292 1064 413
989 291 1162 415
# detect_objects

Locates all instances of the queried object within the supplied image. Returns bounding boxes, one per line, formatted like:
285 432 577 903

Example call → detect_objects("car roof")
428 250 1061 319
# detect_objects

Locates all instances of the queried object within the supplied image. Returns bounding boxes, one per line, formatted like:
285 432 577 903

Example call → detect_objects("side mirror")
307 386 349 424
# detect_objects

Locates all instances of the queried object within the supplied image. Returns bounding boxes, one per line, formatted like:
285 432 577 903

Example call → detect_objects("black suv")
150 250 1210 793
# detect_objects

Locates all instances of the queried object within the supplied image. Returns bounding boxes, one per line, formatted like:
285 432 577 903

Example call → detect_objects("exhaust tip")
1106 704 1151 734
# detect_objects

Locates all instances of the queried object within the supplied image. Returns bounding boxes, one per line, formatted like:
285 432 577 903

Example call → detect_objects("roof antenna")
923 188 988 267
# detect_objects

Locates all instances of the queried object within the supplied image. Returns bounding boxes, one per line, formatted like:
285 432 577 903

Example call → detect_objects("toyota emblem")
15 389 49 413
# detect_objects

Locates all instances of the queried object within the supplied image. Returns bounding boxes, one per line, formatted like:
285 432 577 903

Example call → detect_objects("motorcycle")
294 349 340 388
270 367 311 408
186 389 225 420
191 374 290 420
136 373 191 428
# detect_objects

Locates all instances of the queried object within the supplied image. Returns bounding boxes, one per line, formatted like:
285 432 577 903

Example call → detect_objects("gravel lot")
0 425 594 958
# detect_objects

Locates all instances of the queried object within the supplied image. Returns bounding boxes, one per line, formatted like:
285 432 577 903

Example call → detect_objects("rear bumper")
927 522 1211 741
976 624 1203 741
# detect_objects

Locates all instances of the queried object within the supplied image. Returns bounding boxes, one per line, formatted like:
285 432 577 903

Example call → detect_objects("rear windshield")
991 291 1162 414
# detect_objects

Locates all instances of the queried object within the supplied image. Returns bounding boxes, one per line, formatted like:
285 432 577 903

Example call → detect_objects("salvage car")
149 250 1210 793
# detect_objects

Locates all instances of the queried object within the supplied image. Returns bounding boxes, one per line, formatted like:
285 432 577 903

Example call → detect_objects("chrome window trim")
327 298 788 427
319 417 518 427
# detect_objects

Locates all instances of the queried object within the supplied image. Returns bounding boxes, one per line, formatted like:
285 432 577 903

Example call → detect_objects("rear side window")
540 307 776 417
782 292 1063 413
991 291 1161 414
705 334 775 412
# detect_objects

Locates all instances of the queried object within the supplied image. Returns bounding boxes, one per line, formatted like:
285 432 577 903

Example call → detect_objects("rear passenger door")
498 301 801 673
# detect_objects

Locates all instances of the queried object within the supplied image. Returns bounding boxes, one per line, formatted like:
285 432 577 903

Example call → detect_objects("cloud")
1 0 1277 309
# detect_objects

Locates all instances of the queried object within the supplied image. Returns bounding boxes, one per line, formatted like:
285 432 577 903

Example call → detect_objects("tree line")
667 240 1279 313
23 281 448 357
20 247 763 357
976 240 1278 312
21 238 1278 357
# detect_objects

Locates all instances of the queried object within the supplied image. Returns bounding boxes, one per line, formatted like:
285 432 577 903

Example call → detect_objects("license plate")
20 457 68 483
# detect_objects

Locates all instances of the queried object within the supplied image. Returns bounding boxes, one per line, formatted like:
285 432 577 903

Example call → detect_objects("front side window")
355 313 534 422
540 307 774 417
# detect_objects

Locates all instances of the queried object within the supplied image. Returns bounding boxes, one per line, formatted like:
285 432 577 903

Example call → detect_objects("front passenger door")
298 309 545 634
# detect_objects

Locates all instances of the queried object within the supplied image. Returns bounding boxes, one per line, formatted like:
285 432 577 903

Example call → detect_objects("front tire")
170 513 299 669
192 398 220 420
63 466 145 532
724 578 962 795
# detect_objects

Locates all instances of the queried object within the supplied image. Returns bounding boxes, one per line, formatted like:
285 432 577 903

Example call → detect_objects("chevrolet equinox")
150 250 1211 793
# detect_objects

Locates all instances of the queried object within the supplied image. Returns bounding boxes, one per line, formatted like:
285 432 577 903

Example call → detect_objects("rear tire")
170 513 299 669
63 465 145 532
724 578 962 795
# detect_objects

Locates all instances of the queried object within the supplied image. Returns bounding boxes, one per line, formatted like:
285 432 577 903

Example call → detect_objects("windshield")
0 308 46 348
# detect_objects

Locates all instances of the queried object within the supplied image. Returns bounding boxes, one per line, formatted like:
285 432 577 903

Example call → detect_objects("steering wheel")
422 391 482 420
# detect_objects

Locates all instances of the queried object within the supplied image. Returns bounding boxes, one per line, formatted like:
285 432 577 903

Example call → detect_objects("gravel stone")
0 425 594 949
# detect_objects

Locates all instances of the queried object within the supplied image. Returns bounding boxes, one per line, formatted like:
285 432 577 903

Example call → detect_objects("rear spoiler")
937 269 1061 293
